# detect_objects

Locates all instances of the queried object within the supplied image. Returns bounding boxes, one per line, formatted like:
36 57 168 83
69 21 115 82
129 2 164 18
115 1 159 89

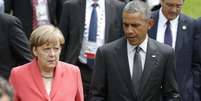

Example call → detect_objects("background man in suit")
0 13 32 79
192 17 201 101
4 0 63 38
89 1 180 101
59 0 124 99
148 0 194 100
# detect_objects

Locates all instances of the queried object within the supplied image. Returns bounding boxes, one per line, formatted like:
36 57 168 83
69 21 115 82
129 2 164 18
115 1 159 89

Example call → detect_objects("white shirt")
79 0 106 64
85 0 105 44
156 8 179 49
127 35 148 77
147 0 160 10
0 0 4 13
34 0 50 26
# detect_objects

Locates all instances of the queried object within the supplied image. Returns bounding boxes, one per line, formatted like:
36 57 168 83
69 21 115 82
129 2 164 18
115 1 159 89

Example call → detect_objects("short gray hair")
123 0 151 19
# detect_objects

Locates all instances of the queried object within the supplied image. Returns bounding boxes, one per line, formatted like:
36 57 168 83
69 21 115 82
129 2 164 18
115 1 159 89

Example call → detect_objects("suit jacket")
4 0 62 37
0 13 32 79
9 59 84 101
59 0 124 64
148 10 194 101
89 37 180 101
192 17 201 101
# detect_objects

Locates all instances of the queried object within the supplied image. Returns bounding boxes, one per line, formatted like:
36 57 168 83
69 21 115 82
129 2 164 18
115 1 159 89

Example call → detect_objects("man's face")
122 11 153 45
161 0 183 20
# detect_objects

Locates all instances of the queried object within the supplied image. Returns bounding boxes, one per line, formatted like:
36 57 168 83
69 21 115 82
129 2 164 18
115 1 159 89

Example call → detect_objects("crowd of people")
0 0 201 101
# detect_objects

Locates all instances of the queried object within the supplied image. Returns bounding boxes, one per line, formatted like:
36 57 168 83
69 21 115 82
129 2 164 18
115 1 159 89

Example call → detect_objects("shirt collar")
87 0 105 9
127 35 148 53
159 8 179 27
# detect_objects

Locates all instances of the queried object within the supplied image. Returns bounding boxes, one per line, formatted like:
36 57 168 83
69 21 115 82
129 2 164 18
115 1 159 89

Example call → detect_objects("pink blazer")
9 59 84 101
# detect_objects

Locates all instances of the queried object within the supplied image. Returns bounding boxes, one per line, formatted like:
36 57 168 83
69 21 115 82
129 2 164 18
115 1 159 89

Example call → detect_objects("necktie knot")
135 46 141 53
166 20 170 26
92 3 98 8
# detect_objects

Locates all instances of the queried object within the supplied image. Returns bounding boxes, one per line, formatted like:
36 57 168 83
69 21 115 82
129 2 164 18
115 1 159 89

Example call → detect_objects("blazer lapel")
115 38 137 99
50 62 63 99
139 38 160 97
175 15 186 54
30 59 49 99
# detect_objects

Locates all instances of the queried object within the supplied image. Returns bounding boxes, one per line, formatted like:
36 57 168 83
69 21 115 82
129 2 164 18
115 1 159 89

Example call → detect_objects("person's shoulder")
151 10 159 17
149 38 174 53
59 61 80 73
100 37 125 51
63 0 79 6
10 62 32 78
179 13 194 22
0 13 19 23
195 17 201 26
108 0 125 6
11 62 31 72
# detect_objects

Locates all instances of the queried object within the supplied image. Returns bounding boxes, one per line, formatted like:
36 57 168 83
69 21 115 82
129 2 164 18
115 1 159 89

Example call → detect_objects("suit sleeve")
59 2 70 61
162 48 180 101
192 18 201 101
8 16 32 65
75 66 84 101
89 47 107 101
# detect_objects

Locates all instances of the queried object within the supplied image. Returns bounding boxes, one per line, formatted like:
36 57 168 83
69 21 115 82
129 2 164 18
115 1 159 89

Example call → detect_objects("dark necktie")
87 3 98 67
164 20 172 46
88 3 98 42
132 46 142 96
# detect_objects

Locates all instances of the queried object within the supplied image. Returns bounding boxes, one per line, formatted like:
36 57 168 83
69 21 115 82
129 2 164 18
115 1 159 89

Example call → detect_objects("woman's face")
33 42 61 72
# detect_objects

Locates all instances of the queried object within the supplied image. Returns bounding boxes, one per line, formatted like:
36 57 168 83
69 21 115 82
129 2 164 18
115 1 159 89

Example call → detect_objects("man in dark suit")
4 0 63 38
89 1 180 101
59 0 124 100
0 13 32 79
148 0 194 100
192 17 201 101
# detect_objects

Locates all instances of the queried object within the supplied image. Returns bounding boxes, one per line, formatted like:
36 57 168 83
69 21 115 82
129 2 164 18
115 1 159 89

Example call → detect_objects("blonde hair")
30 25 65 51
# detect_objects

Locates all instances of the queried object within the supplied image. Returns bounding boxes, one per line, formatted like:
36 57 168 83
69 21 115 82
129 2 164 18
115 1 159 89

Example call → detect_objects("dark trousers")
76 61 93 101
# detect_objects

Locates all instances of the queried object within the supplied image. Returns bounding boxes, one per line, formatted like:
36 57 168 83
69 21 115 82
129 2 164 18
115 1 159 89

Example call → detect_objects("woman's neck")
41 70 54 79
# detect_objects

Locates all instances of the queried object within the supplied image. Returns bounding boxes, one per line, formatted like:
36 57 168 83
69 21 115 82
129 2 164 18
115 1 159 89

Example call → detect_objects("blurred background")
182 0 201 19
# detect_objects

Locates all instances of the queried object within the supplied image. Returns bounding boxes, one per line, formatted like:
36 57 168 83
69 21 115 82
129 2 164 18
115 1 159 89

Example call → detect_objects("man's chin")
128 40 139 46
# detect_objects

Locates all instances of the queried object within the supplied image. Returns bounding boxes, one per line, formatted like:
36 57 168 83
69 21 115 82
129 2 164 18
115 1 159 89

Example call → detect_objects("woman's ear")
32 47 38 57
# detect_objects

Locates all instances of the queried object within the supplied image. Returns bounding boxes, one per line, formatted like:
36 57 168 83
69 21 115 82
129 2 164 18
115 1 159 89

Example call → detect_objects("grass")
182 0 201 19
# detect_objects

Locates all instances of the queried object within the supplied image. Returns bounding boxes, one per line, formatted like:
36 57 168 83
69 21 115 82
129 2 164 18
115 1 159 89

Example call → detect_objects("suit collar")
29 58 63 100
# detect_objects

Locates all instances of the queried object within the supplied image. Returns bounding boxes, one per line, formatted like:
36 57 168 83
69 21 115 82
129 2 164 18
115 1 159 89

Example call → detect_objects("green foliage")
182 0 201 19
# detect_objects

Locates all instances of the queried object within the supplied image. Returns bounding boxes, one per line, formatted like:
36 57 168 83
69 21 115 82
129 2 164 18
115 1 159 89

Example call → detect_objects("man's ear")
148 18 155 30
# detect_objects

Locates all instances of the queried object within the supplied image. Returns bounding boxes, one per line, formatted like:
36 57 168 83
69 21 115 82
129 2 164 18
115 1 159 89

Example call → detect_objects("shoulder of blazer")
0 14 20 25
59 61 80 73
148 38 174 54
179 13 194 24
